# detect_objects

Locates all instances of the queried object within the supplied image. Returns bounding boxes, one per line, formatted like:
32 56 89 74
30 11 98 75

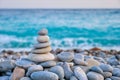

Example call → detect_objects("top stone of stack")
38 28 48 35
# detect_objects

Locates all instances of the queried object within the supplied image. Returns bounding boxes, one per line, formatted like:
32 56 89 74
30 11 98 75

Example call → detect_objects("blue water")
0 9 120 49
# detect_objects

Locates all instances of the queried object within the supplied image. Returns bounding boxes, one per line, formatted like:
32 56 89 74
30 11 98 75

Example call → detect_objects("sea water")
0 9 120 50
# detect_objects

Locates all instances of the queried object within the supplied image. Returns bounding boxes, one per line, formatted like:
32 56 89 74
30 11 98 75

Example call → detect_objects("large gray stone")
57 52 74 62
0 60 15 72
26 65 43 77
20 77 31 80
87 71 104 80
40 61 56 67
90 66 103 74
102 72 112 78
74 66 88 80
110 76 120 80
15 58 35 69
99 63 113 72
112 68 120 77
49 66 64 80
70 76 78 80
30 71 58 80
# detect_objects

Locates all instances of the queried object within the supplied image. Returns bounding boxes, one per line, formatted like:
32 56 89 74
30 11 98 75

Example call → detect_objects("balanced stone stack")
28 29 55 63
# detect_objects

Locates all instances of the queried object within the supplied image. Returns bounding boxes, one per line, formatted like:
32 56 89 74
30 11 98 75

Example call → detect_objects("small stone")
79 66 90 73
90 66 103 74
10 67 25 80
38 28 48 35
31 46 51 54
105 78 112 80
70 76 78 80
87 71 104 80
40 61 56 67
34 42 50 49
102 72 112 78
110 76 120 80
26 65 43 77
61 62 73 79
86 59 100 67
0 76 9 80
49 66 64 80
116 54 120 61
20 77 31 80
74 66 88 80
30 71 58 80
57 52 74 62
0 60 15 72
99 64 113 72
28 53 55 62
107 58 119 66
112 68 120 77
15 58 35 69
74 54 87 66
37 35 49 43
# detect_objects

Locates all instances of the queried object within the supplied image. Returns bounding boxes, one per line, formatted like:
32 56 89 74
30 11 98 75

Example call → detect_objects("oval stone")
38 28 48 35
30 71 58 80
57 52 74 62
74 66 88 80
86 59 100 67
40 61 56 68
49 66 64 80
37 35 49 43
34 42 50 49
87 71 104 80
26 65 43 77
28 53 55 62
32 46 51 54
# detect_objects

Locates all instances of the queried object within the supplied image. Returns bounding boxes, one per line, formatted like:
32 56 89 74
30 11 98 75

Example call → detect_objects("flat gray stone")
103 72 112 78
40 61 56 68
112 68 120 77
87 71 104 80
15 58 35 69
49 66 64 80
57 52 74 62
110 76 120 80
90 66 103 74
99 63 113 72
26 65 43 77
0 60 15 72
31 71 58 80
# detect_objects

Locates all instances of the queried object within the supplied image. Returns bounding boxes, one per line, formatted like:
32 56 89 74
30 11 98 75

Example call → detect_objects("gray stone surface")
61 62 73 79
15 58 35 69
20 77 31 80
87 71 104 80
90 66 103 74
0 76 9 80
26 65 43 77
31 71 58 80
74 66 88 80
40 61 56 67
112 68 120 77
0 60 15 72
57 52 74 62
99 63 113 72
102 72 112 78
49 66 64 80
70 76 78 80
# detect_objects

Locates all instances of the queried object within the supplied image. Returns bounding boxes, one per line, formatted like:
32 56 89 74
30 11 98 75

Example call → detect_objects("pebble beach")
0 29 120 80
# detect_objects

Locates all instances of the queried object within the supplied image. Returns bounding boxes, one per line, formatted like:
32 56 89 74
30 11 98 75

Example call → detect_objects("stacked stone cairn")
28 28 55 63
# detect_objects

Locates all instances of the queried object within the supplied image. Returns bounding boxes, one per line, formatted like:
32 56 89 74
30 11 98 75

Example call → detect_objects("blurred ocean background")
0 9 120 50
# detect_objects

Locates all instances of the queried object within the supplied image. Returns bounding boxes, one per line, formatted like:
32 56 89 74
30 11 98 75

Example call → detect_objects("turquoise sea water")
0 9 120 49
